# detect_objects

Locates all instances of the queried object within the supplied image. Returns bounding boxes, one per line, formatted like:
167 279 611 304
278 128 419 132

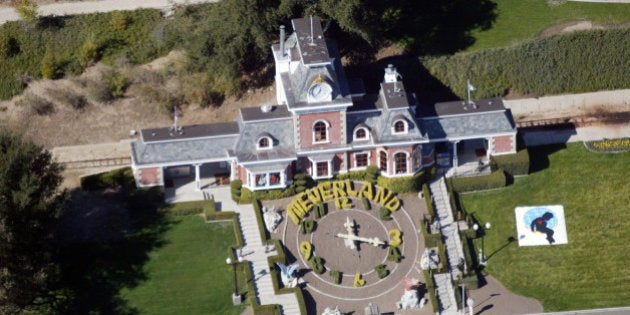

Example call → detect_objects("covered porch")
434 139 492 178
164 161 234 203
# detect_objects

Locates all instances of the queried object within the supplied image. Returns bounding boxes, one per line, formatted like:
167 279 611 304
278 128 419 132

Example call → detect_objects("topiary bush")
313 202 326 219
376 170 425 193
310 256 325 274
230 179 242 202
300 219 316 234
365 165 379 182
387 246 401 263
329 270 341 284
379 207 392 221
361 197 371 210
374 264 389 279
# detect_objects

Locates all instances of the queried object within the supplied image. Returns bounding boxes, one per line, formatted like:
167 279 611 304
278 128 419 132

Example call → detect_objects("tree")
0 130 66 314
13 0 38 22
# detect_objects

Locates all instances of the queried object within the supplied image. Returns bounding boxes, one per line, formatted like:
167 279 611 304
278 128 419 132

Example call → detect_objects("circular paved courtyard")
269 193 432 315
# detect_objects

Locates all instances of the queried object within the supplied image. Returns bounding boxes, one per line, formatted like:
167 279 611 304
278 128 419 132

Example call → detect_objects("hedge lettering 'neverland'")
287 180 401 225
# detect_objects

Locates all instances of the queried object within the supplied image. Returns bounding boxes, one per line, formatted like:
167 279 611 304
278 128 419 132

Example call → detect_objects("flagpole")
467 79 471 105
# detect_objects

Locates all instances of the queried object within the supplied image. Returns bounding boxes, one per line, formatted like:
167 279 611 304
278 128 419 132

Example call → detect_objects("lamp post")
226 257 241 305
466 297 474 315
473 222 491 266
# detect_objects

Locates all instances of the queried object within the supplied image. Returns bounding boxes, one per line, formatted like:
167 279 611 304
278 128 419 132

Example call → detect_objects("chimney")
280 25 285 57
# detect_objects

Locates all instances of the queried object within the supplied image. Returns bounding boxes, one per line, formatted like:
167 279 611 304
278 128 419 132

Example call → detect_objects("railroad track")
516 111 630 129
61 157 131 169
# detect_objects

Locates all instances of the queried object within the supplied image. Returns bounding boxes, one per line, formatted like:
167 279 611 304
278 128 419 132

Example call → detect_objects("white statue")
420 248 440 270
322 306 341 315
276 262 299 288
396 276 426 310
263 206 282 233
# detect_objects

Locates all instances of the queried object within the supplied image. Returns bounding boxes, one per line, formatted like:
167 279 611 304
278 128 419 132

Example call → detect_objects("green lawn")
460 143 630 311
467 0 630 51
120 216 246 315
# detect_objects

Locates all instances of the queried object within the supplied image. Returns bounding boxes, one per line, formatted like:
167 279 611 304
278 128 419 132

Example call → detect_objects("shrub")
230 179 242 202
313 202 326 219
379 207 392 221
41 50 63 79
46 86 87 109
365 165 379 182
491 149 530 176
361 197 371 210
329 270 341 284
105 70 128 98
300 219 315 234
584 138 630 153
0 34 19 58
422 183 435 220
387 246 401 263
310 256 325 274
449 170 507 192
376 170 424 193
16 93 54 115
86 76 114 103
335 170 367 181
80 167 134 190
374 264 389 279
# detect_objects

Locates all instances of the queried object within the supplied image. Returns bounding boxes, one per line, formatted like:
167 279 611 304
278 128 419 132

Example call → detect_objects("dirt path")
0 0 218 24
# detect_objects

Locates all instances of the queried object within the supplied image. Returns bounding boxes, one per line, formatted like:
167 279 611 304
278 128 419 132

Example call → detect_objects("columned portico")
452 140 460 169
194 163 202 191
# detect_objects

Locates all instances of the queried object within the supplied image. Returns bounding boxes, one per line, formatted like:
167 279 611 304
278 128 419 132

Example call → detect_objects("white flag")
467 83 476 91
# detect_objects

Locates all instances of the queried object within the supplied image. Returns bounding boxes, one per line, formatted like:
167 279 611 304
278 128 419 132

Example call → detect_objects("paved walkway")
210 187 301 315
0 0 218 24
429 177 466 315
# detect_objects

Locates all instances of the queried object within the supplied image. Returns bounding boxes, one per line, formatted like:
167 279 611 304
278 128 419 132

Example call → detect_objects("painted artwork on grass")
515 205 568 246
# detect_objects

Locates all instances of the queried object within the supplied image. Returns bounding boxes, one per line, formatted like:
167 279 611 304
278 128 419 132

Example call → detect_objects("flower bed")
584 138 630 153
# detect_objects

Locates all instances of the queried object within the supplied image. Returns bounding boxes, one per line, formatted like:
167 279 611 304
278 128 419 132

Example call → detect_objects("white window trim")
310 160 333 179
393 151 410 174
353 127 369 141
256 136 273 150
312 120 331 144
352 151 371 170
247 170 286 191
392 119 408 134
378 150 389 175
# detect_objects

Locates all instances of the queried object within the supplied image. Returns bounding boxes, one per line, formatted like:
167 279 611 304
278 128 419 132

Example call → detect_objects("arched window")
354 128 368 140
379 151 388 173
257 136 272 150
313 121 328 143
393 120 407 133
394 152 408 174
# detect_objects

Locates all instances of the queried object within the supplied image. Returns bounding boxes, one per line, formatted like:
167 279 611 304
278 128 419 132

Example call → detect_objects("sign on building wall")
515 205 568 246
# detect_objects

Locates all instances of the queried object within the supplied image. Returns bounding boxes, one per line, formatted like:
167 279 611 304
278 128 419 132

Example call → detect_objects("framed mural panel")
515 205 568 246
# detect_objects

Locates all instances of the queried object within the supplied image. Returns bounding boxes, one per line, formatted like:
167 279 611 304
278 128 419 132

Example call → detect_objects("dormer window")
257 135 272 150
393 120 407 134
313 120 329 143
354 127 369 141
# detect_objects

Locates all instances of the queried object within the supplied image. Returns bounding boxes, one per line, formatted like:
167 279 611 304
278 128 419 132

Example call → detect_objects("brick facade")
297 111 344 148
139 167 161 186
492 135 514 154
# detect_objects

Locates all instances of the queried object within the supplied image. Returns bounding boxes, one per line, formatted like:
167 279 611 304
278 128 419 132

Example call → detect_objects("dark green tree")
0 131 66 314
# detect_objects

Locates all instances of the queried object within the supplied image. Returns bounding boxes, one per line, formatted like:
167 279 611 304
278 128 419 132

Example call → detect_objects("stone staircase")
212 187 301 315
429 178 467 315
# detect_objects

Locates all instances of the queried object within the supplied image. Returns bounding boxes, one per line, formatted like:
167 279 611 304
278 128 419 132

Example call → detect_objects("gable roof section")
421 110 516 141
141 122 239 143
132 134 238 166
234 116 296 164
292 17 330 66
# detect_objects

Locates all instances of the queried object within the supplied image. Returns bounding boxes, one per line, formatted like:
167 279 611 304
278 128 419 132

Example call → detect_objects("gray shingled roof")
131 135 238 166
421 110 516 140
234 117 297 163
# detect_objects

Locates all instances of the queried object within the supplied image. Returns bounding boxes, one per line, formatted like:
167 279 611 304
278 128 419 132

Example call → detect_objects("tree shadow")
53 187 173 314
527 143 568 174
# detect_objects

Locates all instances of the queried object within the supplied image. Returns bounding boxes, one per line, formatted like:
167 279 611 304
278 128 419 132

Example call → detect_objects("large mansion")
130 17 517 191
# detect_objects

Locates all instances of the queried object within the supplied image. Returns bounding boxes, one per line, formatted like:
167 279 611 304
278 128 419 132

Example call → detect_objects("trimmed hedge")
329 270 341 284
80 167 135 190
310 256 325 274
252 198 270 242
374 264 389 279
376 170 424 193
422 183 436 221
449 170 507 193
361 197 371 210
230 179 243 202
491 148 530 176
379 207 392 221
420 217 442 248
387 246 401 263
423 269 440 313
